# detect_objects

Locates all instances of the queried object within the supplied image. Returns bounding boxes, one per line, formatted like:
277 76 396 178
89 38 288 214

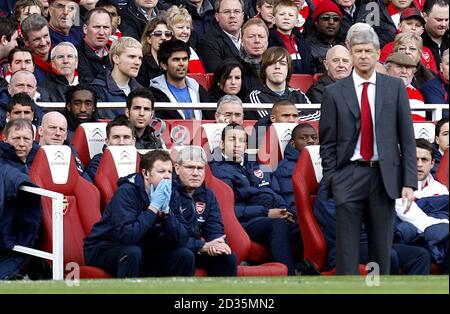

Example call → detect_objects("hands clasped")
201 235 232 256
149 179 172 213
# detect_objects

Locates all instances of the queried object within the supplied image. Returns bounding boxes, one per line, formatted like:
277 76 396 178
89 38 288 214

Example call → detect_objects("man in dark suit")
320 28 417 275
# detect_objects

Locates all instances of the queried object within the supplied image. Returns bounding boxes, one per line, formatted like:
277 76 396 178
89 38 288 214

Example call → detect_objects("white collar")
352 69 377 87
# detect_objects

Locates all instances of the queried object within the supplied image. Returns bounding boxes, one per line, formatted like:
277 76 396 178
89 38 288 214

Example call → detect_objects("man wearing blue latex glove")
84 150 195 278
171 146 237 276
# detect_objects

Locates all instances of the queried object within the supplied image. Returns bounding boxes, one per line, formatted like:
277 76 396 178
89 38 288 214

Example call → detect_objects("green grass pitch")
0 276 447 294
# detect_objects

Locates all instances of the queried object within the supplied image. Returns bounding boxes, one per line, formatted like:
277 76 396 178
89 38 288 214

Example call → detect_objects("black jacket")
422 30 449 70
39 72 75 102
76 40 111 84
196 22 242 73
305 32 343 73
135 125 164 149
268 29 316 74
136 55 162 88
306 73 335 104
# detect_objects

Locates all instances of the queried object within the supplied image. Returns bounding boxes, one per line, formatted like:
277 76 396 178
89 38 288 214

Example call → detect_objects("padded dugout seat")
436 148 449 189
95 146 140 211
413 122 436 142
70 122 107 165
29 145 111 278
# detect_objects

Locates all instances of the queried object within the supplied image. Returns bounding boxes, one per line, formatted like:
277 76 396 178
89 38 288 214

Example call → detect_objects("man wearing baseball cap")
380 7 438 72
305 0 344 73
385 52 427 121
47 0 83 46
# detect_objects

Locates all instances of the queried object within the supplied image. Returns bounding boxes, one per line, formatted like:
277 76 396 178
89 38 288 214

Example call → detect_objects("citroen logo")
120 151 131 161
91 128 104 138
54 151 65 161
282 129 292 141
417 128 432 142
212 129 222 141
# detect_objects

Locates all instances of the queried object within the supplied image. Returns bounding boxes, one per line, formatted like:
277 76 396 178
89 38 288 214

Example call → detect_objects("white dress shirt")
350 70 379 161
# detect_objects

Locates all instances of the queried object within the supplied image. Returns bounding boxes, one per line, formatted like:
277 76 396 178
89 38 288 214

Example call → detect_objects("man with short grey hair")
215 95 244 125
172 146 237 276
320 28 417 275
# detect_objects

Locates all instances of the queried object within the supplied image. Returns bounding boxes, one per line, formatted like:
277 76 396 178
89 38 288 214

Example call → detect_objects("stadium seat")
436 148 449 189
192 123 227 154
70 122 107 165
413 122 436 142
187 73 209 90
289 74 314 93
206 73 215 90
29 145 111 278
257 123 298 170
95 146 141 211
292 145 366 275
166 120 215 148
312 73 323 83
204 165 288 276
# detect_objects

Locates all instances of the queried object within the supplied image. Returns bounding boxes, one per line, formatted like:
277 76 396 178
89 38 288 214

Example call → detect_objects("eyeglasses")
181 164 205 173
52 3 77 12
218 112 243 118
218 9 244 16
52 54 77 61
318 15 341 22
149 30 173 38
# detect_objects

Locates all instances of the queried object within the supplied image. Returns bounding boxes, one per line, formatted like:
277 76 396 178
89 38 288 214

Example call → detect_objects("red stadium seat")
70 122 107 165
206 73 215 90
192 123 227 155
166 120 215 148
436 148 449 189
292 145 366 275
204 165 288 276
29 146 111 278
313 73 323 83
187 73 209 90
289 74 314 93
95 146 141 211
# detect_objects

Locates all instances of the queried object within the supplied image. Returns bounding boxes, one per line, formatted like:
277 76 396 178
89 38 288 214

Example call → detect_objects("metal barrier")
12 186 64 280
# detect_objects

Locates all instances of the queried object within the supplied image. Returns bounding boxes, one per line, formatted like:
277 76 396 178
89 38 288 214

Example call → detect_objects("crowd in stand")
0 0 448 279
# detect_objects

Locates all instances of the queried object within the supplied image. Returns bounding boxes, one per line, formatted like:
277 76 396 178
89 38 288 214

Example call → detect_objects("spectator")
165 5 206 75
387 0 415 28
0 17 19 84
196 0 245 73
173 0 215 48
76 8 112 84
0 119 39 173
208 59 246 102
393 32 436 89
40 42 79 102
385 52 427 120
63 84 99 142
246 47 313 121
136 17 171 87
210 123 303 275
13 0 44 26
86 115 136 181
394 139 449 273
422 0 449 69
421 49 449 104
150 39 209 120
21 14 52 83
305 0 343 73
47 0 83 46
125 87 164 150
84 150 196 278
95 0 123 48
239 18 269 92
5 93 35 130
172 146 237 276
92 36 143 119
268 0 315 74
432 117 449 174
273 123 318 210
255 0 274 29
1 47 35 87
38 111 91 180
380 7 438 73
314 179 432 275
215 94 244 125
120 0 169 41
306 44 352 103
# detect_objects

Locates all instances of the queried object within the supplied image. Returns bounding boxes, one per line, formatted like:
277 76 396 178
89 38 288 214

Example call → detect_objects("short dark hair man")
6 92 35 124
320 28 417 275
84 149 196 278
150 39 209 120
63 84 99 142
125 88 163 150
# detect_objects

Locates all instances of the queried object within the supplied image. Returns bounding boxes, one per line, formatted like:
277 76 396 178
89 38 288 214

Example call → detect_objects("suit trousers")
333 163 395 275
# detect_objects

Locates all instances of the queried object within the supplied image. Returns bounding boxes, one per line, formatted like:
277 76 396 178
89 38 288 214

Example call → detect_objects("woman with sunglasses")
165 5 206 75
137 17 173 87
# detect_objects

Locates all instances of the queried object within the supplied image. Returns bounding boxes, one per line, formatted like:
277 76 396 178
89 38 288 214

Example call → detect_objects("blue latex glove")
149 179 171 211
161 184 172 214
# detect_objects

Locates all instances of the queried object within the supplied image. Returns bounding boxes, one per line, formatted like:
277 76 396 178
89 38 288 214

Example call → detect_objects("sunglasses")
149 30 173 38
319 15 341 22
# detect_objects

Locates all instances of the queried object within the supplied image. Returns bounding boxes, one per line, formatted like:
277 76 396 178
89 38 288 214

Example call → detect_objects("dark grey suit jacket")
319 73 418 200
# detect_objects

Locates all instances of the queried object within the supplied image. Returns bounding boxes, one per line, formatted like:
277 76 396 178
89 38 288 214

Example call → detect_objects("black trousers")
333 163 395 275
196 252 238 276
